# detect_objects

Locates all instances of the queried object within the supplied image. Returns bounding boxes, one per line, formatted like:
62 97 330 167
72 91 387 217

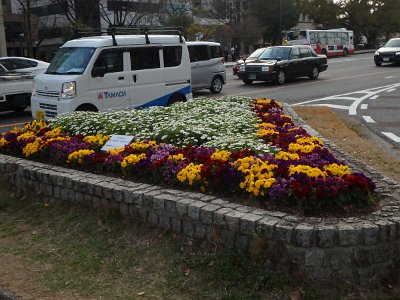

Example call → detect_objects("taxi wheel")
375 62 382 67
243 79 253 85
309 66 319 80
276 70 286 85
210 76 223 94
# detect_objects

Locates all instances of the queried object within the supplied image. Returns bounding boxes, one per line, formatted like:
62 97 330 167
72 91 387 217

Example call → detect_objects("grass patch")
0 184 390 300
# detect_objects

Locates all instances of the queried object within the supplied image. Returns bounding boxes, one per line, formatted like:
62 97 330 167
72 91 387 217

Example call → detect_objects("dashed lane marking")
362 116 375 123
382 132 400 143
361 104 368 109
370 95 379 100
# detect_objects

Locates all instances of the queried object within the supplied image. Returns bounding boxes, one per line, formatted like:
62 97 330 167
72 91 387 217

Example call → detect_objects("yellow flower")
168 153 186 162
274 151 299 161
17 132 36 141
107 147 124 155
21 120 48 134
210 150 231 161
288 165 326 178
22 138 43 157
234 156 277 196
176 163 203 186
120 153 146 169
44 127 63 138
129 140 157 151
0 137 9 148
324 163 351 177
83 133 110 146
67 149 95 164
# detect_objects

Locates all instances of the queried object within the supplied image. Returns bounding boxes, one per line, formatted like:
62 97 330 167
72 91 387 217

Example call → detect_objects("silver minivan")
187 41 226 94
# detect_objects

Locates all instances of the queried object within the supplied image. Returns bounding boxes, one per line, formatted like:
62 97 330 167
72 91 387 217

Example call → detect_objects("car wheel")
13 104 27 112
75 104 98 112
210 76 223 94
276 70 286 85
243 79 253 85
375 61 382 67
343 48 348 57
309 66 319 80
168 93 186 106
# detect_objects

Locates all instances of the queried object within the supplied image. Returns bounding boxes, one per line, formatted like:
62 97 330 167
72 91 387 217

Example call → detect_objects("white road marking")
386 88 397 92
382 132 400 143
370 95 379 100
361 104 368 109
306 104 350 110
292 82 400 116
362 116 375 123
327 57 372 64
385 76 395 79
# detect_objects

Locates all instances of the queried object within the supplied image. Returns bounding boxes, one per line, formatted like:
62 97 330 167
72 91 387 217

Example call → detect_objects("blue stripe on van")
137 85 192 108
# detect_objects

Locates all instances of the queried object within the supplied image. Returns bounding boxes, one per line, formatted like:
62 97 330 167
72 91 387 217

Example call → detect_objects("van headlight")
60 81 76 99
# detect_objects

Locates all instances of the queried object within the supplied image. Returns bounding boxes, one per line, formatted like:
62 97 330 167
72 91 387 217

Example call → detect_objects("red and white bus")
283 28 354 57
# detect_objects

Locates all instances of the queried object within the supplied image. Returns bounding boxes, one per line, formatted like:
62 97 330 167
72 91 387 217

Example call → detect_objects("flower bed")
0 96 376 212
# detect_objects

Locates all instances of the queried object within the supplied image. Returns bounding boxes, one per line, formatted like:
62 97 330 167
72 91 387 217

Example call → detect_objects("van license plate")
249 74 256 80
36 111 45 120
383 57 389 62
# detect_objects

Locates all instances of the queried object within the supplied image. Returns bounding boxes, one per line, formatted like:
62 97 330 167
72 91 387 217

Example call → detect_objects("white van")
187 41 226 94
31 30 192 120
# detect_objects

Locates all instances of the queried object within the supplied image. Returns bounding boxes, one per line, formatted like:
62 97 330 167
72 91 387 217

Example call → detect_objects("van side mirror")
91 66 106 77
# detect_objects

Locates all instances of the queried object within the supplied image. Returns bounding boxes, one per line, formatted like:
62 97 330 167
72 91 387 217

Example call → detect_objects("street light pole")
0 1 7 56
279 0 282 37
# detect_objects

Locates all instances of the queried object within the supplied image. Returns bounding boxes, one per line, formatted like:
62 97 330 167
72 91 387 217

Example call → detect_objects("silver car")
187 41 226 94
0 57 50 75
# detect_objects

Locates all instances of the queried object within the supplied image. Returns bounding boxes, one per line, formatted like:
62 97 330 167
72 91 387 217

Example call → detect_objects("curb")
0 290 17 300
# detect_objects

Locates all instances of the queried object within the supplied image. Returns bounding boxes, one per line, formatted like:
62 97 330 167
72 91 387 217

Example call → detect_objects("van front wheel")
168 93 186 106
75 104 98 112
210 76 223 94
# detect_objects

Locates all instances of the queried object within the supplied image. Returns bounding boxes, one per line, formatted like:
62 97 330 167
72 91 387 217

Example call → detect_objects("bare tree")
14 0 41 57
162 0 193 33
50 0 100 29
99 0 164 27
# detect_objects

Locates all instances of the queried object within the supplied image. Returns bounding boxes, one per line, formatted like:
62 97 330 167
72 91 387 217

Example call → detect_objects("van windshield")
46 47 95 75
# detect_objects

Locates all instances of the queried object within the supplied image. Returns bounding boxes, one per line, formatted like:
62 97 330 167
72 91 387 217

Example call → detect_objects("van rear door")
128 46 165 107
188 44 210 89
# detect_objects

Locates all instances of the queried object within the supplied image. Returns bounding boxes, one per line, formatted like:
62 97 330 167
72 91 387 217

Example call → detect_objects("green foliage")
301 0 400 47
250 0 301 45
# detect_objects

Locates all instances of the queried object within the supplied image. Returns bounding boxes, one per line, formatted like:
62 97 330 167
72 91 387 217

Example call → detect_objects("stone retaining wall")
2 105 400 287
1 152 400 287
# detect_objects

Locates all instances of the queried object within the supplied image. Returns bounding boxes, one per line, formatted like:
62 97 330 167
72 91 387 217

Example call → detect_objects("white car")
0 57 49 75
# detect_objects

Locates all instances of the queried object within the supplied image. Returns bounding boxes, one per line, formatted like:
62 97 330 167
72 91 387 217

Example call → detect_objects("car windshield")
258 47 290 60
46 47 95 75
384 39 400 48
248 48 266 59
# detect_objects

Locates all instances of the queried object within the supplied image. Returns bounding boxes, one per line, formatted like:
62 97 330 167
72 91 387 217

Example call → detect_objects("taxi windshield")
46 47 95 75
258 47 290 60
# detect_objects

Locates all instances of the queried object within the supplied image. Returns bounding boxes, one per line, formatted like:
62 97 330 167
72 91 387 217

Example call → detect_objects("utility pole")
0 1 7 56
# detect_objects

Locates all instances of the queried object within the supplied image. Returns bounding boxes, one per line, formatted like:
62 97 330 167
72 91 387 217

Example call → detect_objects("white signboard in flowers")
101 135 134 152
